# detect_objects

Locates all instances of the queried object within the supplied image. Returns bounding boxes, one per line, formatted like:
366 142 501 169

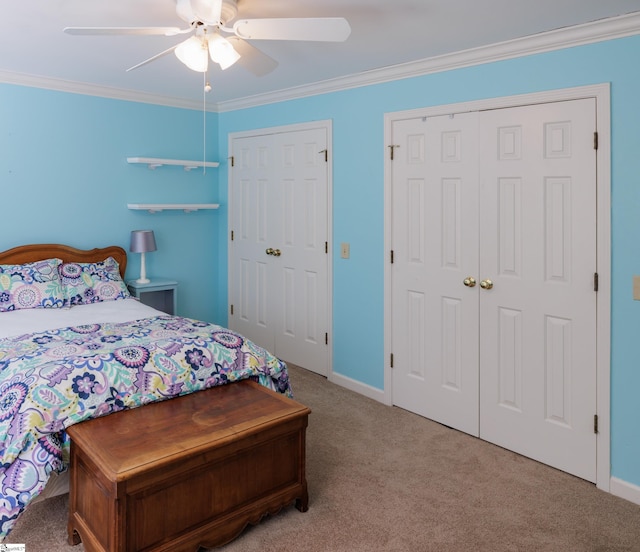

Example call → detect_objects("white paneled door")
391 99 598 482
229 125 329 376
478 100 597 481
390 111 481 436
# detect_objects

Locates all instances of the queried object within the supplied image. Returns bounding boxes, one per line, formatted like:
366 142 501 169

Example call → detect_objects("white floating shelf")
128 203 220 213
127 157 220 171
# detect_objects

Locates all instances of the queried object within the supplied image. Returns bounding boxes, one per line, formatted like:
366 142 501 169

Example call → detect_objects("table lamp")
130 230 157 284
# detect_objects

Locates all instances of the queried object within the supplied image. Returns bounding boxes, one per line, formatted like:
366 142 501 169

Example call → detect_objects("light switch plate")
633 275 640 300
341 242 350 259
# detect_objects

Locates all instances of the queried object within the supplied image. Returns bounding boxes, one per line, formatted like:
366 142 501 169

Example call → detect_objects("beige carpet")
6 364 640 551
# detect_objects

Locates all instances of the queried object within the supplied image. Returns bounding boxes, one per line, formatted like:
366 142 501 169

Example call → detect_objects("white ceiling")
2 0 640 108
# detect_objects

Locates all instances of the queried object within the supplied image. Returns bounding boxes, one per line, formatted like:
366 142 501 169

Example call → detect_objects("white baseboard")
328 370 386 404
610 477 640 506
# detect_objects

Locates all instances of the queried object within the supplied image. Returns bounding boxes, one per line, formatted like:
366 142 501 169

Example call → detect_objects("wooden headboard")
0 244 127 278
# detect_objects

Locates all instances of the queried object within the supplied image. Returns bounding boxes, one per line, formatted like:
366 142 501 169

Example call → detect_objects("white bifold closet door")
229 126 329 376
391 99 597 482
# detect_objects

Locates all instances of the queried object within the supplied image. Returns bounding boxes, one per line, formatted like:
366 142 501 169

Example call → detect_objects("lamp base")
137 252 150 285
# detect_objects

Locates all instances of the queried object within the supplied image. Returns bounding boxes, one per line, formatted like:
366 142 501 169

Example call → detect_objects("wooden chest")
66 380 310 552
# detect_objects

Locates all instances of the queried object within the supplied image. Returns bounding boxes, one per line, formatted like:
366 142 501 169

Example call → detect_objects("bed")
0 243 292 541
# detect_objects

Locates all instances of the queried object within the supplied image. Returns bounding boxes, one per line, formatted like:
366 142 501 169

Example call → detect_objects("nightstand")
127 278 178 315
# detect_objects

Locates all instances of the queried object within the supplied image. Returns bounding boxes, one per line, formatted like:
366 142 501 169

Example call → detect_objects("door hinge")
230 304 234 316
594 272 599 292
231 230 234 241
319 149 328 162
594 414 599 434
390 250 394 264
594 132 599 150
390 353 394 368
325 241 328 254
325 332 328 345
388 145 400 161
229 155 235 167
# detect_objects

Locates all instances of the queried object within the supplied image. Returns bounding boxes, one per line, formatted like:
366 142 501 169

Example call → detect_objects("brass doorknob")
480 279 493 290
266 248 275 255
463 277 477 288
272 249 282 257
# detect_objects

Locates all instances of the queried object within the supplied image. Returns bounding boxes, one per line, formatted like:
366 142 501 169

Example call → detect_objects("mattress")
0 297 161 339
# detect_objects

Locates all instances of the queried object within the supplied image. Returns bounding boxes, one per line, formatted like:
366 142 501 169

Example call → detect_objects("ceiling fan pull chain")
202 70 207 175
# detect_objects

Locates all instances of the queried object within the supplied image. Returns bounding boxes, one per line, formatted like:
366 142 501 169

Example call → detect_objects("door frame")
227 119 334 378
383 84 611 491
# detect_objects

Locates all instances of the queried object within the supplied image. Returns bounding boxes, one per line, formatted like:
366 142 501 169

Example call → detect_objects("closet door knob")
266 248 275 255
463 277 477 288
480 279 493 290
272 249 282 257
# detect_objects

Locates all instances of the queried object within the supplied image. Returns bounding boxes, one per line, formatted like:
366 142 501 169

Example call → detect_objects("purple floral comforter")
0 315 290 539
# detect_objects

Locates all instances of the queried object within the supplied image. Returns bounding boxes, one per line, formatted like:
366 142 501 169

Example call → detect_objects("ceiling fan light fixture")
175 35 209 72
208 34 241 70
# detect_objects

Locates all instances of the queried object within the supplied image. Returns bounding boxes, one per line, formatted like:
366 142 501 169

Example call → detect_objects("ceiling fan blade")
227 37 278 76
64 26 185 36
232 17 351 42
126 44 180 72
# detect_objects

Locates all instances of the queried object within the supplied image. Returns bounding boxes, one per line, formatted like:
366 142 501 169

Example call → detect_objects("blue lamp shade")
130 230 157 284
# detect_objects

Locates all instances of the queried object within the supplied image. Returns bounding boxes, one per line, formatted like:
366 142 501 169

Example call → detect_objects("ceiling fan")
64 0 351 77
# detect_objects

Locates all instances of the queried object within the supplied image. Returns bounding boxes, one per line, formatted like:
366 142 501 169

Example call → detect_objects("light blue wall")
216 34 640 487
2 32 640 490
0 86 221 323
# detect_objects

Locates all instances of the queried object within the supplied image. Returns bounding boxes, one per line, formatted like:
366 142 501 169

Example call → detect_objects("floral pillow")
0 258 65 312
59 257 131 306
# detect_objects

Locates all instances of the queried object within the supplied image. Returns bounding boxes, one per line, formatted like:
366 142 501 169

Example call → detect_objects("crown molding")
1 12 639 113
0 70 207 111
217 11 640 112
